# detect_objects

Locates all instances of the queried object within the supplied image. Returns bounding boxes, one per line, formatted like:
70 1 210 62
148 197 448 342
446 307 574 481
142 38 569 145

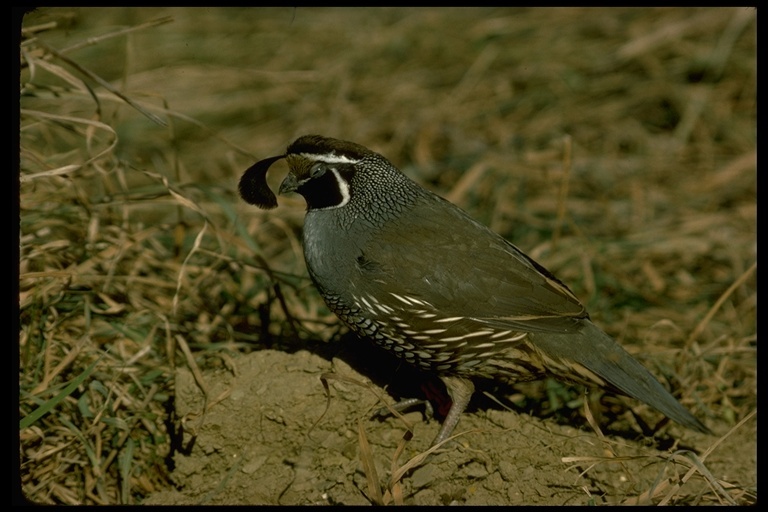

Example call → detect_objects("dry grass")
18 7 755 505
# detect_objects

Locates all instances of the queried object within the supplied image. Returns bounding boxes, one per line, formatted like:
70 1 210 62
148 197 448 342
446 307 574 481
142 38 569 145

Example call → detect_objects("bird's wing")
356 194 587 334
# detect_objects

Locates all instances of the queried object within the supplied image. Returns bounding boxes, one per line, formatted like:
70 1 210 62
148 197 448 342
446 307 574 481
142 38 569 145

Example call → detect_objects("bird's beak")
278 173 299 195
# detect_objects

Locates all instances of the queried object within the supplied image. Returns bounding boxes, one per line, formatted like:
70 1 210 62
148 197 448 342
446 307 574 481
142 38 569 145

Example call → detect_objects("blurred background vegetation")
19 7 755 504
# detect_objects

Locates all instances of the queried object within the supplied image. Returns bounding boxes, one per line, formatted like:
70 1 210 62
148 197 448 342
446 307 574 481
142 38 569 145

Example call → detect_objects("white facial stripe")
299 153 360 164
300 153 360 165
330 168 350 207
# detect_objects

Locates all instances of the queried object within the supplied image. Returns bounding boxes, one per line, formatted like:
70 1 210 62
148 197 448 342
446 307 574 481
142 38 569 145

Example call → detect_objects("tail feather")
532 321 710 434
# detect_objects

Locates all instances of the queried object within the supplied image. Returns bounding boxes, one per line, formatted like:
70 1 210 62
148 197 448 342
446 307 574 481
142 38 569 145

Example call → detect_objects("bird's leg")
432 376 475 447
374 376 454 421
373 397 434 419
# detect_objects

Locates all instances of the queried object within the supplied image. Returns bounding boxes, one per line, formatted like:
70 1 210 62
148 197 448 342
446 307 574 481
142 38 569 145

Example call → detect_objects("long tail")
531 321 710 434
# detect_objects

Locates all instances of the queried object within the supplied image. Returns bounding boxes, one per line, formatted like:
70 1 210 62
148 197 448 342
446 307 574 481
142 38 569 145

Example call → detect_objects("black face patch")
297 166 347 210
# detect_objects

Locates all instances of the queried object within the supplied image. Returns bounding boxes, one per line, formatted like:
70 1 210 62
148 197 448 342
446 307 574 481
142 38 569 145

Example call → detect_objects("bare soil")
145 344 754 506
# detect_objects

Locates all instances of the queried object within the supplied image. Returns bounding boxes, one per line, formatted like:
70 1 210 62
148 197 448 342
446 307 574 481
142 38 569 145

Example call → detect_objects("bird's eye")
310 163 326 178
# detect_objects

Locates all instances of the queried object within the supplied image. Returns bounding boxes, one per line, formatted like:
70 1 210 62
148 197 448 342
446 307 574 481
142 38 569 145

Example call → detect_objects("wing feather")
356 194 587 334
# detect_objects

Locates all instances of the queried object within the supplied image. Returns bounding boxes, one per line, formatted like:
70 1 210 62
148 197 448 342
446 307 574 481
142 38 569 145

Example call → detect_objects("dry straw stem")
561 392 755 505
34 38 167 126
19 21 235 503
682 261 756 355
318 371 462 506
316 372 410 506
656 409 757 505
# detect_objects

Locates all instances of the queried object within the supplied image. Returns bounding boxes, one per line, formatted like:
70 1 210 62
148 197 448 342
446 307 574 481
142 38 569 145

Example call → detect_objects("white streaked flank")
422 328 448 334
435 316 465 323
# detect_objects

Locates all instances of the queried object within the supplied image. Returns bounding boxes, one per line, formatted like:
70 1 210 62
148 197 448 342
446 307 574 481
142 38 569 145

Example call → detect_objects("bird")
238 134 710 447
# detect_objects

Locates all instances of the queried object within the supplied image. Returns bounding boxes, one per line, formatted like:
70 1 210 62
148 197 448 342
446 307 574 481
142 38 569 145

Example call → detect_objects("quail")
239 135 709 446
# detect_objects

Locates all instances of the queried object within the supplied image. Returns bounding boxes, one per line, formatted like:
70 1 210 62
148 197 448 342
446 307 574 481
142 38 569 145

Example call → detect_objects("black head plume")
238 154 285 209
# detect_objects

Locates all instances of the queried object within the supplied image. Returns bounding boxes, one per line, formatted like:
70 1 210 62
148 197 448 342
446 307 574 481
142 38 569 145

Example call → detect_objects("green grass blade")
19 358 100 430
